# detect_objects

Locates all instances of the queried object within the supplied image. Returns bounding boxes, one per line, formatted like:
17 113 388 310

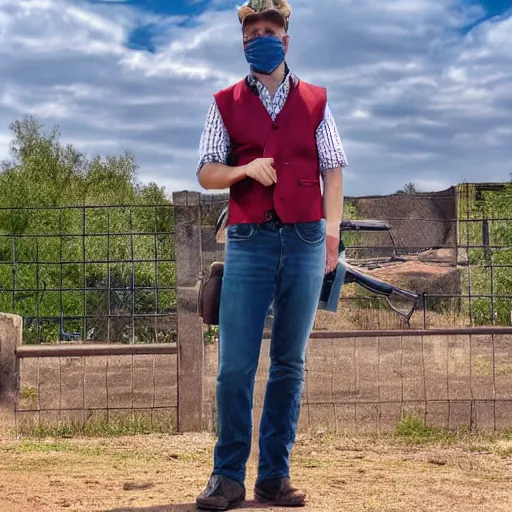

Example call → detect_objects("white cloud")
0 0 510 197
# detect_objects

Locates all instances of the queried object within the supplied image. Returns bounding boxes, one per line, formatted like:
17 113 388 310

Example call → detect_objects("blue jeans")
213 219 326 484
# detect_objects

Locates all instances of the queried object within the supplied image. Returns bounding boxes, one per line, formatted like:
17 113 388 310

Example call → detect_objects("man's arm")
316 102 348 273
323 167 343 237
323 167 343 273
196 100 276 190
198 162 247 190
196 100 240 190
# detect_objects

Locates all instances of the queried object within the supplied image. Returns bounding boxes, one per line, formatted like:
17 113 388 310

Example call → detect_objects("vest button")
272 124 278 130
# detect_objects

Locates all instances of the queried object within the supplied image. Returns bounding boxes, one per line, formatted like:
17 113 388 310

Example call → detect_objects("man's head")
238 0 292 32
238 0 292 75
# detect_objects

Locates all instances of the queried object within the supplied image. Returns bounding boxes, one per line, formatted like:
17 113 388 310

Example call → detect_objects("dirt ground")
11 329 512 511
2 405 512 512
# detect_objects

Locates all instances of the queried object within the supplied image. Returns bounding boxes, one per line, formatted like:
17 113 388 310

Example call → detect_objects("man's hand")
325 234 339 274
244 158 277 187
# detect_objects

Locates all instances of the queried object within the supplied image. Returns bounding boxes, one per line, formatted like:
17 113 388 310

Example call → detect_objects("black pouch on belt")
198 261 224 326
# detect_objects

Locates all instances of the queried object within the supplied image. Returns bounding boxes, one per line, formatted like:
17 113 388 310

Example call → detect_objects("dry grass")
14 411 176 438
314 305 469 331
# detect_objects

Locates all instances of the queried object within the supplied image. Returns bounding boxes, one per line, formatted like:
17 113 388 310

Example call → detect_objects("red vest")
214 77 326 225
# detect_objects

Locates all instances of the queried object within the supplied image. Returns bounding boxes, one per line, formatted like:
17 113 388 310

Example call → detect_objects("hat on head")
238 0 292 32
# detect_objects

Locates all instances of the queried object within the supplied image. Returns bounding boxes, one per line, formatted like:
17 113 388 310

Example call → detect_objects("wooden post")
173 191 204 432
0 313 22 407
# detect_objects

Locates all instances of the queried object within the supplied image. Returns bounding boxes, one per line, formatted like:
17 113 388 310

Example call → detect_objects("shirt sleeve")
316 102 348 172
196 100 231 175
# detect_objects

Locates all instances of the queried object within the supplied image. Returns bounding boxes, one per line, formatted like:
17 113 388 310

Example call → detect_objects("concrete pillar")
173 191 204 432
0 313 22 406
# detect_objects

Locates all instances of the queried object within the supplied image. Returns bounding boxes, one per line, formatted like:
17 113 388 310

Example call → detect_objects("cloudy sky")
0 0 511 197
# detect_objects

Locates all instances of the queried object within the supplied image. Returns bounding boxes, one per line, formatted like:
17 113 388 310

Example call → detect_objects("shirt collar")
246 62 299 91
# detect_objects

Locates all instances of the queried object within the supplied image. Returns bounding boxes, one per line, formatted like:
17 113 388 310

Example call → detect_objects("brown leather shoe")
196 475 245 511
254 477 306 507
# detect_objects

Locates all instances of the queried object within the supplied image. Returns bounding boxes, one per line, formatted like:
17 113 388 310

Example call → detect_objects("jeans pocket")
226 223 258 242
294 220 326 246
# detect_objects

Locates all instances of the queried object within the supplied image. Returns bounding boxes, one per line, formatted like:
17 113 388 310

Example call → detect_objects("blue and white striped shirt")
197 69 348 175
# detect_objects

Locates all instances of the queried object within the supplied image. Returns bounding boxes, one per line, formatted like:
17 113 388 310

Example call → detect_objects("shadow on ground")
105 506 195 512
106 501 275 511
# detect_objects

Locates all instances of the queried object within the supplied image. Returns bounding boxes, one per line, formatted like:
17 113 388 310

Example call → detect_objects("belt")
264 210 283 225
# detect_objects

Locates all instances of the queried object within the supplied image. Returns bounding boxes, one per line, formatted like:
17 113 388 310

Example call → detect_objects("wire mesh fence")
202 328 512 433
0 204 177 344
4 187 512 433
3 188 509 345
16 350 178 435
457 183 512 326
200 184 512 330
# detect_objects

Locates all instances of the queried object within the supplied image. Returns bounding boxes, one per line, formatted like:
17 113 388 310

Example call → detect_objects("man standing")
196 0 347 509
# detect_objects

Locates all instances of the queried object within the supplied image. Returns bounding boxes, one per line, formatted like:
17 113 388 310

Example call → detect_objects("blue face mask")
244 35 285 75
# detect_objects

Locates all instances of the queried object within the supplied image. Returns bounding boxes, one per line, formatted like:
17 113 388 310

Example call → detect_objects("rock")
418 248 456 265
428 459 447 466
123 481 154 491
365 260 461 298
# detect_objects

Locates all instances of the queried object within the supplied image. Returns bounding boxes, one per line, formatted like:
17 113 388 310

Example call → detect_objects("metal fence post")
173 191 204 432
0 313 22 407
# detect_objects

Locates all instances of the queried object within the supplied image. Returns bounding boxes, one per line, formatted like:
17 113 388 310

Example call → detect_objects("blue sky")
87 0 232 17
1 0 511 196
86 0 219 51
460 0 512 33
466 0 512 18
99 0 512 52
88 0 512 48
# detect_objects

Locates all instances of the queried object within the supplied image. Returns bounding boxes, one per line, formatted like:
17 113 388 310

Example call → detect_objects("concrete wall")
348 187 457 259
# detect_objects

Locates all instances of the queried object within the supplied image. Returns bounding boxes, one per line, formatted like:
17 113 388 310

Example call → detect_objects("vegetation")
394 414 462 445
14 411 176 438
0 116 176 344
397 182 420 194
458 182 512 325
340 200 360 250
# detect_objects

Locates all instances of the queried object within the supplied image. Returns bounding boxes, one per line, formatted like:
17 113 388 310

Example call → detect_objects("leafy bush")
458 183 512 325
0 116 176 343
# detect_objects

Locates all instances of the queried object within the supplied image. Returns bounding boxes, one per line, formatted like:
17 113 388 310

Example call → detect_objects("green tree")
0 115 169 209
0 115 174 344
